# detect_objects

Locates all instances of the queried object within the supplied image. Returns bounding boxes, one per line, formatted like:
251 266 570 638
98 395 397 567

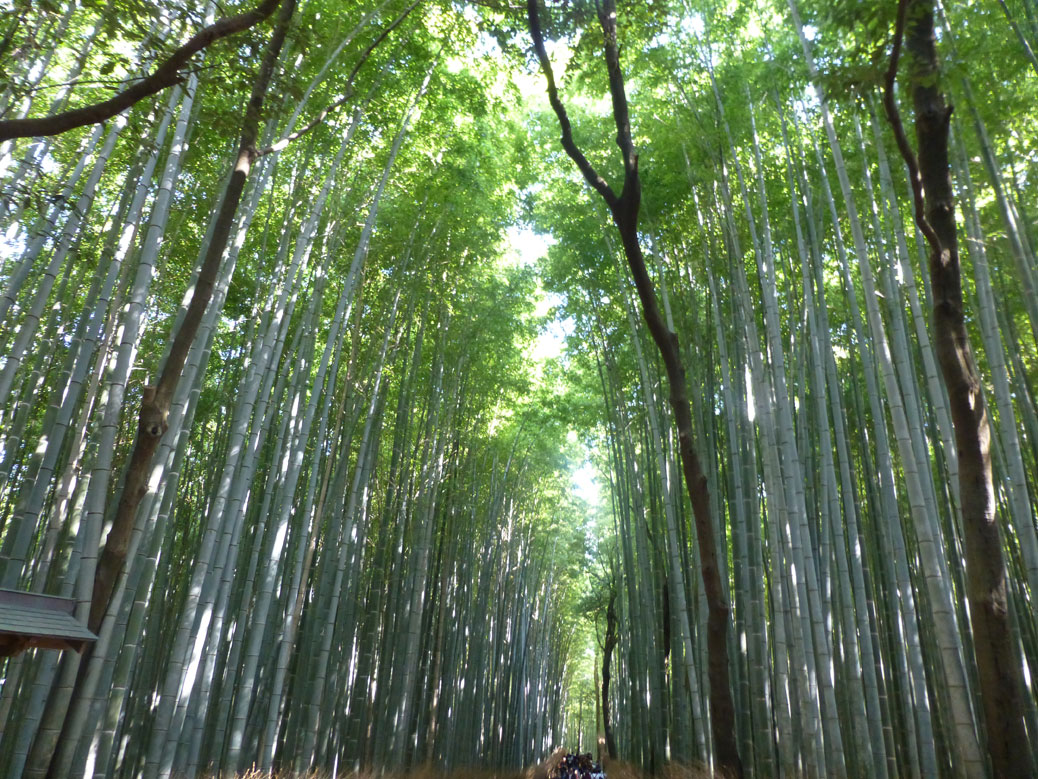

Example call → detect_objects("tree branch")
882 0 942 257
0 0 282 141
595 0 639 199
526 0 618 209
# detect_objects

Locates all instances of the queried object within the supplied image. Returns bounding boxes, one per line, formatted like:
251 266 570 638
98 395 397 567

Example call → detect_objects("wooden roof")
0 588 97 656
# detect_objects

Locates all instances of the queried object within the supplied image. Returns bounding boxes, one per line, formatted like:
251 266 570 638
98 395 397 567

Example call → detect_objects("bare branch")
526 0 618 208
595 0 639 188
882 0 942 256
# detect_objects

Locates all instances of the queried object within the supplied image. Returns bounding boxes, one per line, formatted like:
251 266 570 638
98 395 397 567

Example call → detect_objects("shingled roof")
0 588 97 656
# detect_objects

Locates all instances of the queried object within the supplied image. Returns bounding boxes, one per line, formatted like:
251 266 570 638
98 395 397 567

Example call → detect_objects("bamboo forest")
1 0 1038 776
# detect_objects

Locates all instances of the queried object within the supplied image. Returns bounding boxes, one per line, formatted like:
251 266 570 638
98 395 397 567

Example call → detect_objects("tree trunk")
89 0 296 633
526 2 742 774
601 590 618 760
888 1 1035 774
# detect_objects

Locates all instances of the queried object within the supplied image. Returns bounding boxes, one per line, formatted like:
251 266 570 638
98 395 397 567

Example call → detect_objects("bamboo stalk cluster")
538 0 1038 775
0 0 1036 777
0 3 581 776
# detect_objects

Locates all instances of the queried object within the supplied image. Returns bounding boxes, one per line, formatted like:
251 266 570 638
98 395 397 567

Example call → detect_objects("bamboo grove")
0 0 1036 778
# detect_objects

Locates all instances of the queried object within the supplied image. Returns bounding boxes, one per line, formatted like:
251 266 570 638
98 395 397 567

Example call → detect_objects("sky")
503 225 601 508
504 224 571 363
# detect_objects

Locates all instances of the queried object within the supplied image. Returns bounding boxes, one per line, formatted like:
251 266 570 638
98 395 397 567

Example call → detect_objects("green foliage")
2 0 1038 774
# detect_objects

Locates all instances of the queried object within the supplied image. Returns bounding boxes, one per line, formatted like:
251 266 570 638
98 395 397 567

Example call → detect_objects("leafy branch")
0 0 282 141
882 0 942 257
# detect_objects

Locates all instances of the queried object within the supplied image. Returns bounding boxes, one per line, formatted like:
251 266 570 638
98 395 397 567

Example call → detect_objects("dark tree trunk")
527 1 742 775
887 1 1034 775
602 590 619 760
89 0 297 632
